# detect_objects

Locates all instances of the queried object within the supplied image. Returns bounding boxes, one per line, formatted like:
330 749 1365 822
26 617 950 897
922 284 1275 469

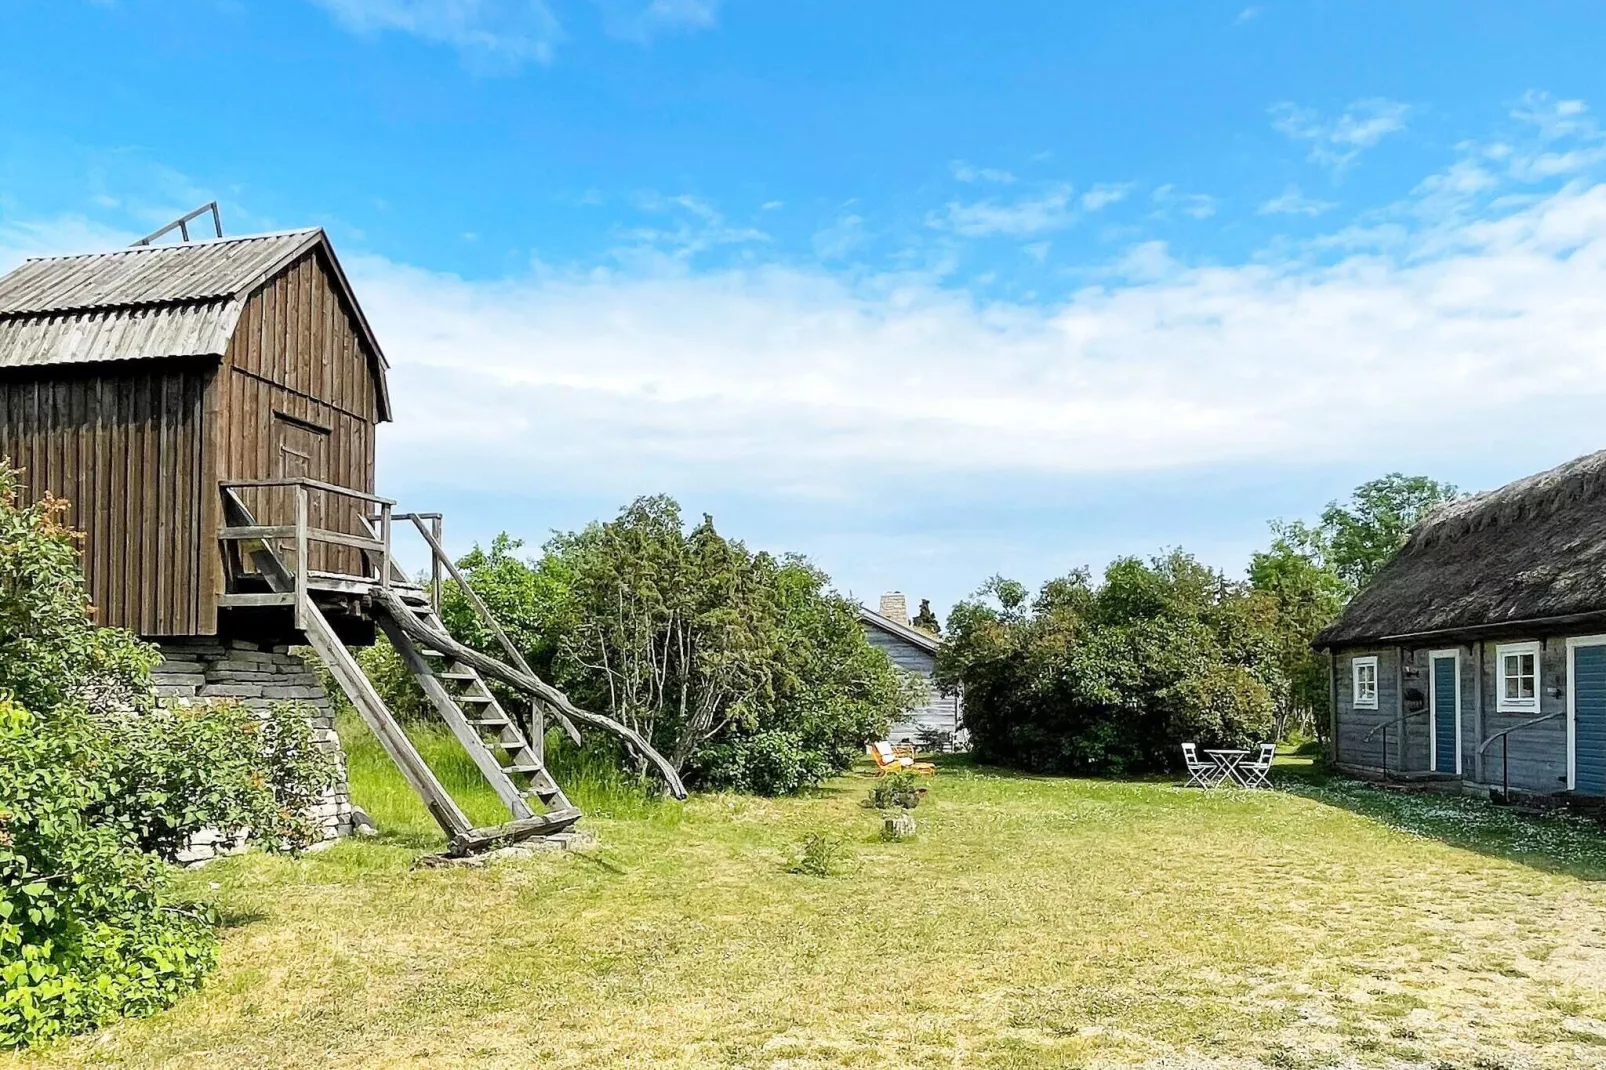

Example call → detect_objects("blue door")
1432 655 1458 774
1574 643 1606 795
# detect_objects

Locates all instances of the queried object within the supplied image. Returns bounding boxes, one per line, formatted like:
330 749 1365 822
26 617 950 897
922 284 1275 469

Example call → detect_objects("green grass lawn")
12 723 1606 1069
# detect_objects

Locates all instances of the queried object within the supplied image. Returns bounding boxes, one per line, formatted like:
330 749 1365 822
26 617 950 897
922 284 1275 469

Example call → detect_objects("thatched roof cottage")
1315 449 1606 798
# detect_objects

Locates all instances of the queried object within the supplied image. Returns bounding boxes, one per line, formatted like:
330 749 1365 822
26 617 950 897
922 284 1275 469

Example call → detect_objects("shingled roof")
0 229 390 418
1315 449 1606 647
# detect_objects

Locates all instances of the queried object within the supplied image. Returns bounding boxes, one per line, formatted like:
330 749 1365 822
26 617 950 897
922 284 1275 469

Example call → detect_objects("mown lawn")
11 724 1606 1069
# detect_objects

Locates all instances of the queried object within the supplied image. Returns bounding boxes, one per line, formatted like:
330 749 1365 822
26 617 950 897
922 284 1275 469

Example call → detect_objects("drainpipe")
1474 640 1485 784
1395 646 1406 774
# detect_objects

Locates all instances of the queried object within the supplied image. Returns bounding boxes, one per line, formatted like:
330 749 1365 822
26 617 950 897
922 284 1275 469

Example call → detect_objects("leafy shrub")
0 699 215 1047
939 554 1277 776
0 463 335 1046
87 699 337 860
788 832 846 877
866 772 924 810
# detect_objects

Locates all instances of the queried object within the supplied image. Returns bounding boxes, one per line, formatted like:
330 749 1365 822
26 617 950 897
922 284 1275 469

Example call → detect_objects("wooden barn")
0 227 390 641
0 219 685 855
859 592 966 750
1315 448 1606 799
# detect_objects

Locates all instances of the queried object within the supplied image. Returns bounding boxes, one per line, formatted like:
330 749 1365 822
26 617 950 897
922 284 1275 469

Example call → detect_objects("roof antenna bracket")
132 202 223 247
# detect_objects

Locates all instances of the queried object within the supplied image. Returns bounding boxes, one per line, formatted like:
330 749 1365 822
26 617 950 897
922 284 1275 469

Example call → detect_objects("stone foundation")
151 637 353 864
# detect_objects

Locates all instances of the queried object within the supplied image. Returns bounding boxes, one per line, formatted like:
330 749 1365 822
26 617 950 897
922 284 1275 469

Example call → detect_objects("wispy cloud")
1270 97 1411 170
1080 183 1132 211
813 213 865 261
1150 184 1216 219
615 192 769 264
310 0 563 70
1235 6 1262 23
928 183 1075 237
950 160 1017 184
1258 185 1336 217
597 0 720 43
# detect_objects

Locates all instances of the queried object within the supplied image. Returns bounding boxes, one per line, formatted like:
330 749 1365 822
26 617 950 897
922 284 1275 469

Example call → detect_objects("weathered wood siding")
1476 638 1569 794
1334 648 1401 769
218 249 380 581
0 363 211 636
1335 637 1571 793
862 626 963 746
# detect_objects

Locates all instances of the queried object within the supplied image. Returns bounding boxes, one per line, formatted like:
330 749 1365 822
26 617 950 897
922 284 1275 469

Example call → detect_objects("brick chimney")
879 591 908 625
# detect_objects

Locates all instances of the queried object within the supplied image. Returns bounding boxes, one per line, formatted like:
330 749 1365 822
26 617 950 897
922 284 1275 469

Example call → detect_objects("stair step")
503 763 544 775
467 718 510 728
439 671 477 682
459 693 494 704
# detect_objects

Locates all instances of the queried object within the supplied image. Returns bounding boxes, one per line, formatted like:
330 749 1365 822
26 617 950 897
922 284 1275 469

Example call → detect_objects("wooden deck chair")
1238 742 1277 789
1181 743 1221 788
868 741 936 776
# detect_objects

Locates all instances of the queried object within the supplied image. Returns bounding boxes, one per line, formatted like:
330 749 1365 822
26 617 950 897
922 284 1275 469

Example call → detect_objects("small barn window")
1496 641 1541 713
1353 656 1379 710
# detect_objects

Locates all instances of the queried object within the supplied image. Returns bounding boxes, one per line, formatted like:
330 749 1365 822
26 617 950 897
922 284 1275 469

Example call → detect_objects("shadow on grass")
1275 760 1606 882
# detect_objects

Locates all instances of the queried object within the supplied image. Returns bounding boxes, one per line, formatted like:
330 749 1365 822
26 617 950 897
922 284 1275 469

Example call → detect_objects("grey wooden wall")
1334 638 1571 793
861 626 962 746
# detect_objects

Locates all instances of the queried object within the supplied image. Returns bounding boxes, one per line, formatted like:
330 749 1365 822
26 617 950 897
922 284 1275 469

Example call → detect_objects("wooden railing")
219 478 396 627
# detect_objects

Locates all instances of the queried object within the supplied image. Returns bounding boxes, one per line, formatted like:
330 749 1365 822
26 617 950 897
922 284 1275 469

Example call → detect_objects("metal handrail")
1475 710 1564 798
1360 707 1430 776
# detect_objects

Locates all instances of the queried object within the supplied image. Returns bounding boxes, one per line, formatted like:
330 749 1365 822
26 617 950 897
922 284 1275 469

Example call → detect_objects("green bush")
939 554 1278 776
0 699 216 1046
866 772 924 810
87 699 337 860
787 832 846 877
0 464 335 1046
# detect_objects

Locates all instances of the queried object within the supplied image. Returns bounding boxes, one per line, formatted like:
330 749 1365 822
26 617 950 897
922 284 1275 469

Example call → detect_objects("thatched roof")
1316 449 1606 647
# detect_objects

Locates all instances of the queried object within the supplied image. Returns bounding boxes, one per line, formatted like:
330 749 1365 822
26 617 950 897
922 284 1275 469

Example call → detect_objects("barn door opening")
272 414 332 572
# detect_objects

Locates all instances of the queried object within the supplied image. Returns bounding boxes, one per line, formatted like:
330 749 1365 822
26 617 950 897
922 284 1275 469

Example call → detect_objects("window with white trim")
1496 641 1541 713
1352 655 1379 710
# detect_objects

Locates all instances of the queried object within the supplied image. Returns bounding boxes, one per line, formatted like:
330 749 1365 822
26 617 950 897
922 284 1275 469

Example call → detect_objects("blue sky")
4 1 1606 616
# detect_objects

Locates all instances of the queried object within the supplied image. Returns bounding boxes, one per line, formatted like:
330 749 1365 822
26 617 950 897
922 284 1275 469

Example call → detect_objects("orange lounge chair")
867 740 936 776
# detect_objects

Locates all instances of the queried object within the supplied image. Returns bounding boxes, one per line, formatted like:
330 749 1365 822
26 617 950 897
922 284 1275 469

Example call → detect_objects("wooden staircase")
217 480 685 856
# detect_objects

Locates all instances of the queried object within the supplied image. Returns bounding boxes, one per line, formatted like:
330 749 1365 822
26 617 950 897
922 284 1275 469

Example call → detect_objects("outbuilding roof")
0 229 391 419
1315 448 1606 647
858 605 942 653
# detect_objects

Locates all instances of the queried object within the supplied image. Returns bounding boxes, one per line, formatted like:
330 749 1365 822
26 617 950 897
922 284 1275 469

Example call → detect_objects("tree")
407 496 914 795
911 599 941 635
1320 474 1460 588
1248 521 1350 743
937 552 1276 776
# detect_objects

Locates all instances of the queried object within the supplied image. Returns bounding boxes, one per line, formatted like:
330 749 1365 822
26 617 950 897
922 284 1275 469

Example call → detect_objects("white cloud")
1258 185 1337 217
928 183 1075 237
1080 183 1132 211
310 0 563 69
1150 184 1217 219
598 0 720 42
1235 6 1261 23
1270 97 1410 170
333 175 1606 506
950 160 1016 184
812 214 865 260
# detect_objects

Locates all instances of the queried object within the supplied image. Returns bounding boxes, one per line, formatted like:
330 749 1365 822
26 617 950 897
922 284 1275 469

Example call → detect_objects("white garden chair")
1237 742 1277 789
1182 743 1221 788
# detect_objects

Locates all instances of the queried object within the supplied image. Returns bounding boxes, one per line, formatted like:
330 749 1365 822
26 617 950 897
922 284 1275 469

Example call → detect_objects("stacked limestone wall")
151 638 353 863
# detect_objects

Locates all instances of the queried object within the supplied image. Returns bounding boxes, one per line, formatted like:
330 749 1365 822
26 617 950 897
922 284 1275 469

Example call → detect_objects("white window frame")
1496 641 1542 715
1428 648 1462 776
1352 655 1379 710
1565 635 1606 792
